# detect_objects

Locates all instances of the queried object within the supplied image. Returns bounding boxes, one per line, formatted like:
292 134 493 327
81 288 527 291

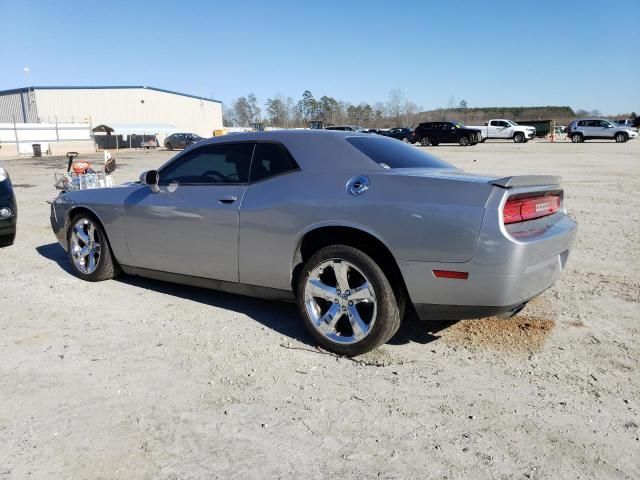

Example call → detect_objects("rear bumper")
401 200 577 320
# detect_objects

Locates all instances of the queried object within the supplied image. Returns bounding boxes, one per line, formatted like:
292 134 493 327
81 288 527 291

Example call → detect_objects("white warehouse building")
0 85 223 138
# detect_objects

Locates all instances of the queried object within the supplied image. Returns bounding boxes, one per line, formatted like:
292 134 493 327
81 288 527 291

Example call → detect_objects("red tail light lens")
503 195 560 224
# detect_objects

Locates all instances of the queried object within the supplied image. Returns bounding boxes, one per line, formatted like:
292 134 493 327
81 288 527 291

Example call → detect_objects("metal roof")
0 86 221 104
93 123 178 135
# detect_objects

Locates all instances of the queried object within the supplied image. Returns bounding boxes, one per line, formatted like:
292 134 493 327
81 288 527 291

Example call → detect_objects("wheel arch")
291 224 410 305
66 206 119 263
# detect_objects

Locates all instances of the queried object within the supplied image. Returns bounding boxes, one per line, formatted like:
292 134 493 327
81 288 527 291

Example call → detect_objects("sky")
1 0 638 114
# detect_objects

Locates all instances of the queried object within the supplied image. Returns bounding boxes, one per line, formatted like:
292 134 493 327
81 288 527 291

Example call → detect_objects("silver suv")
566 118 638 143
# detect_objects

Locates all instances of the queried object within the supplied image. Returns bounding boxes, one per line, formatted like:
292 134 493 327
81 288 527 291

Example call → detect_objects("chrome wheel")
303 258 377 344
69 218 101 274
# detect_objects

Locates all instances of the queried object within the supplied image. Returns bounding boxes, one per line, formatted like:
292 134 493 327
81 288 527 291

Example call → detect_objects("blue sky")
1 0 638 114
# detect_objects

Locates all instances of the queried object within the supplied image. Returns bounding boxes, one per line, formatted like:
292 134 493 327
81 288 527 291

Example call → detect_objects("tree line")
223 90 634 129
223 89 419 129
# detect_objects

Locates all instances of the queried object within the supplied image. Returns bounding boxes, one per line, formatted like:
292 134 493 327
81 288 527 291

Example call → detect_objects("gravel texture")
0 139 638 479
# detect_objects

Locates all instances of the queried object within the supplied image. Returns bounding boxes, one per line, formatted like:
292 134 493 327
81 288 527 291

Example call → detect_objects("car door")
594 120 614 138
440 123 457 143
238 141 301 290
122 142 254 282
491 120 509 138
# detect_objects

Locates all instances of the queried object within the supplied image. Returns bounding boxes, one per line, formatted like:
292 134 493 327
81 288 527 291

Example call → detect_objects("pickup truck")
467 119 536 143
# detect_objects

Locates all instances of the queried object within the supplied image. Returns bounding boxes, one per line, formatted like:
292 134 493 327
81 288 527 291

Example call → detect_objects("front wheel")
615 132 628 143
297 245 402 356
459 136 470 146
67 214 120 281
513 132 525 143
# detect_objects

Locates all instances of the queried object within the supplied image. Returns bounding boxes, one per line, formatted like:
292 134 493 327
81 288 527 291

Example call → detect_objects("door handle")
218 195 237 204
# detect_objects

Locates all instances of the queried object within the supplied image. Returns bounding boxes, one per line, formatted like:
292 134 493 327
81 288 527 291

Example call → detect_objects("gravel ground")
0 139 638 479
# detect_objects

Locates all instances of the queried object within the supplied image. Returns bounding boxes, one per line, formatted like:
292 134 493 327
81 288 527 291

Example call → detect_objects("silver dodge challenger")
50 130 577 355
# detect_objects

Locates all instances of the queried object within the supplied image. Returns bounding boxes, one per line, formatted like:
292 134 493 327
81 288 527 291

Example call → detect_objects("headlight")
0 207 14 218
0 167 7 182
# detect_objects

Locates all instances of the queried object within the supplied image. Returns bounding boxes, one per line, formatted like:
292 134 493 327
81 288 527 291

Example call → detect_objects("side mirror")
484 121 488 126
140 170 160 193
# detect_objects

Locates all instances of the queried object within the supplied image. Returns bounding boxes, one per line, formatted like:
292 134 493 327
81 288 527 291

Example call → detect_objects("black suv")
0 165 17 247
412 122 481 146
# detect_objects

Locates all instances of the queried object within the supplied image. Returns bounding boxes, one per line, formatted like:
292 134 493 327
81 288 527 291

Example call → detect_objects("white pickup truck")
467 119 536 143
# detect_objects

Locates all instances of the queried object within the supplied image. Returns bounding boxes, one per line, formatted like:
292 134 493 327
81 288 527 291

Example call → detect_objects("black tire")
67 213 120 282
166 143 173 151
513 132 525 143
0 233 15 247
571 133 583 143
615 132 628 143
459 136 470 146
431 141 439 146
420 137 431 146
296 245 402 356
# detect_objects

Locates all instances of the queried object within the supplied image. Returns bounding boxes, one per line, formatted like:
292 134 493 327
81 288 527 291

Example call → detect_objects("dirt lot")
1 139 638 479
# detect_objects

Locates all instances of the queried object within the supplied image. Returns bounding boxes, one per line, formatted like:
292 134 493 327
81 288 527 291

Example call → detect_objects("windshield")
347 136 454 170
508 120 517 126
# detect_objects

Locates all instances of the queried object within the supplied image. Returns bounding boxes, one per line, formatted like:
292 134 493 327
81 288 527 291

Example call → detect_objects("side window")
249 143 299 182
490 120 499 126
577 121 586 127
159 143 254 185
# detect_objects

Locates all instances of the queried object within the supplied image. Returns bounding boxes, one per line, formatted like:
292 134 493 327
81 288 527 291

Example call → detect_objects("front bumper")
0 188 17 241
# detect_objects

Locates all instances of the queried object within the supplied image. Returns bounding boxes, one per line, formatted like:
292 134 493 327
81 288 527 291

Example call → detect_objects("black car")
413 121 481 146
0 165 17 247
381 127 414 142
164 133 205 150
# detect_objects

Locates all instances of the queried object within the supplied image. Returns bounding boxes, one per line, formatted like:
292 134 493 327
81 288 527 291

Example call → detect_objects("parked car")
50 131 576 356
467 119 536 143
380 127 414 142
164 133 205 150
325 125 370 133
614 119 636 128
0 164 17 247
412 121 482 146
566 119 638 143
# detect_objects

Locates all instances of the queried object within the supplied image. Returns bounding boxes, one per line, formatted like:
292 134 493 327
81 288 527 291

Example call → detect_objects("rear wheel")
513 132 525 143
67 214 120 281
401 137 410 143
297 245 402 356
615 132 628 143
420 137 431 146
166 143 173 151
571 133 583 143
459 136 470 146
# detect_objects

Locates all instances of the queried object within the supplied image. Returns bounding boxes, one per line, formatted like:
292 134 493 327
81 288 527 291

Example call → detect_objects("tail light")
503 195 561 224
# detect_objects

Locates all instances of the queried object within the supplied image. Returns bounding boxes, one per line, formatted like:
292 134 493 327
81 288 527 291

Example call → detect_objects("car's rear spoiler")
491 175 561 189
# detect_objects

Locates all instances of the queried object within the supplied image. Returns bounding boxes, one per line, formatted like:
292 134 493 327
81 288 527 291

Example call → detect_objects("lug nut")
348 300 353 306
345 290 350 295
341 306 347 311
336 289 341 295
334 299 339 304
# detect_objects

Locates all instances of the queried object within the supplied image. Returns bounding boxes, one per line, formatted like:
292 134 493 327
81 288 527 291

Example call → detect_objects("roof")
93 123 178 135
191 129 377 173
0 85 221 104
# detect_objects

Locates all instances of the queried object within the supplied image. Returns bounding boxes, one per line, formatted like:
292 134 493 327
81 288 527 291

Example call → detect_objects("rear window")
346 136 453 169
